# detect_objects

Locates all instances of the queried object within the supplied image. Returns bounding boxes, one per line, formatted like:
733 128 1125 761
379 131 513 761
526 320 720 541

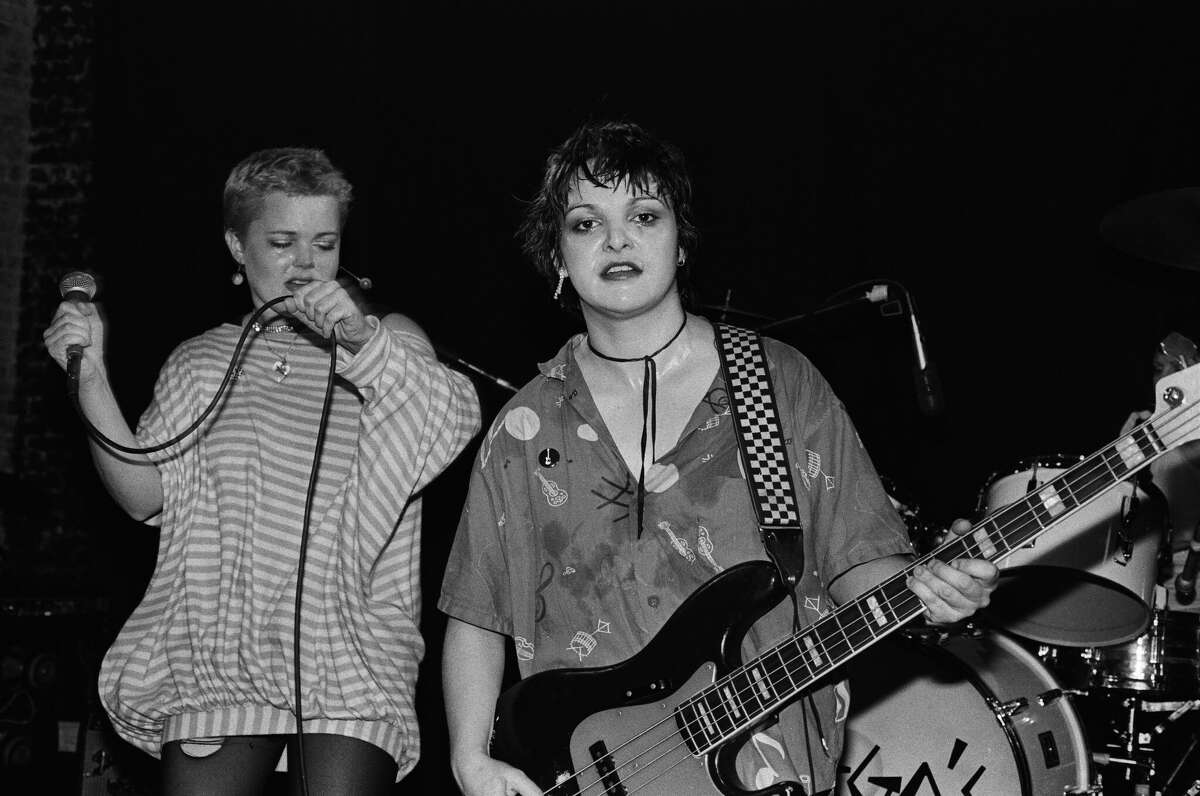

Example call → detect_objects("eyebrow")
565 195 665 214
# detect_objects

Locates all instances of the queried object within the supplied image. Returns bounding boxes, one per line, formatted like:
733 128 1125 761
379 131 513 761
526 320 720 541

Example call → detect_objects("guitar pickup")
588 741 628 796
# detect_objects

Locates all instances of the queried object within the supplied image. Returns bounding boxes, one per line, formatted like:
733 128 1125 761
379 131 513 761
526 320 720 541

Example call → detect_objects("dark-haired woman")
439 121 997 796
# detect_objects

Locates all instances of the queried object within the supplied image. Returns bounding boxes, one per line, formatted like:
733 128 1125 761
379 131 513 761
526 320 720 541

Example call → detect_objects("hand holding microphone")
43 271 100 396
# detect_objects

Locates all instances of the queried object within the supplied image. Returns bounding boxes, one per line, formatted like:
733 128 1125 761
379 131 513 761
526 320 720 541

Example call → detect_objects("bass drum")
977 454 1165 647
837 631 1092 796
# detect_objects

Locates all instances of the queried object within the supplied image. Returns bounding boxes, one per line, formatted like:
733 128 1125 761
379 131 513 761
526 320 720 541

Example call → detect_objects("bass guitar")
491 361 1200 796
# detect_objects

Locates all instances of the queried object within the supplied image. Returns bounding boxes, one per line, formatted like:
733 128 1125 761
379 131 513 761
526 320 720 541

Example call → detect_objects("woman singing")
44 148 480 794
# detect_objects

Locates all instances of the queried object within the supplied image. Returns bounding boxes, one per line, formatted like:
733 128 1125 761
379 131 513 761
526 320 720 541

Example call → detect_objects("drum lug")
993 695 1029 718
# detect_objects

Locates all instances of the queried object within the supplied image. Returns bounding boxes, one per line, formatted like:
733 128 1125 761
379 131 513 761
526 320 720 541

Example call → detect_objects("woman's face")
226 192 341 312
559 177 681 320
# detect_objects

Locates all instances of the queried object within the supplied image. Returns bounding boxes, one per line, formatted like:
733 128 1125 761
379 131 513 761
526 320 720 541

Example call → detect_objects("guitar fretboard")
676 405 1191 754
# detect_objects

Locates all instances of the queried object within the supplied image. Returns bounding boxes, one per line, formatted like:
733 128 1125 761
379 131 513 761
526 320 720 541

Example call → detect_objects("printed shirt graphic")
439 330 913 792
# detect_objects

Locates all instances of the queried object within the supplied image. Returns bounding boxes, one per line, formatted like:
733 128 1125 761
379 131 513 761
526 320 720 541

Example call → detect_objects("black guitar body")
491 561 805 796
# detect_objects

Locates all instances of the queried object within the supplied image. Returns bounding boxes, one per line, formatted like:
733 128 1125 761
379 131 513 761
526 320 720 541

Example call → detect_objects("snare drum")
978 455 1165 647
837 631 1092 795
1038 610 1200 698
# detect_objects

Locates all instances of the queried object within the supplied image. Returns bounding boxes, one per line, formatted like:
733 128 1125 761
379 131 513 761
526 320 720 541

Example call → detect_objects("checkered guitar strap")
715 324 806 588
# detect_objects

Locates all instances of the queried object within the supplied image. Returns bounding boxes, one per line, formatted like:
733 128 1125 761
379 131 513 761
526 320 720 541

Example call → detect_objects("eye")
269 240 292 250
315 240 339 252
633 212 659 226
570 218 600 233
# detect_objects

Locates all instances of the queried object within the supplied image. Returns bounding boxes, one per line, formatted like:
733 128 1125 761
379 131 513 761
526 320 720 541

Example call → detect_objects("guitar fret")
1063 456 1110 504
720 682 747 720
1022 494 1049 530
880 578 913 620
1105 445 1131 480
773 646 797 692
730 669 765 716
1134 425 1163 456
799 633 826 670
834 601 874 653
784 637 814 683
748 663 778 706
992 502 1037 551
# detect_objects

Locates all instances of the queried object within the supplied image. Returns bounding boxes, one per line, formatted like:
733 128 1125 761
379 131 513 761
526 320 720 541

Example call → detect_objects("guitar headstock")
1153 352 1200 449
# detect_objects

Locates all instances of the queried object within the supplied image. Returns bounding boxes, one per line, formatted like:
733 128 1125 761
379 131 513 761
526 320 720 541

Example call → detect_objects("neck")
582 298 688 359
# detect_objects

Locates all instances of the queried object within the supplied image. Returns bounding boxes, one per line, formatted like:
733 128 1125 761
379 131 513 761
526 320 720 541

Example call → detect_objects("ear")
224 230 245 263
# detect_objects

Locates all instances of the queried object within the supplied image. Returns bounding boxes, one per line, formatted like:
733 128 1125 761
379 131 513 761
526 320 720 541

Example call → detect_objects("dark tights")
161 733 398 795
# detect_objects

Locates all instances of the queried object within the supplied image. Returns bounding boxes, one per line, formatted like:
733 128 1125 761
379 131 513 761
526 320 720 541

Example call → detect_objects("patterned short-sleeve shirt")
439 327 912 793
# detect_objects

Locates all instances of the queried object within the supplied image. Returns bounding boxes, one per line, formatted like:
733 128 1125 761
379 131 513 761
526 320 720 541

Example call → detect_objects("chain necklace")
258 328 299 382
252 320 294 334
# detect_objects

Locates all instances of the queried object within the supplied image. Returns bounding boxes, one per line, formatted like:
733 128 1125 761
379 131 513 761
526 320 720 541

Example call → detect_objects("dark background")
19 1 1200 792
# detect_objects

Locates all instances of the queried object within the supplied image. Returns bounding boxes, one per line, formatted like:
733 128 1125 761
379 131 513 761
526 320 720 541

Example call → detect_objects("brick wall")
0 0 34 477
5 0 97 583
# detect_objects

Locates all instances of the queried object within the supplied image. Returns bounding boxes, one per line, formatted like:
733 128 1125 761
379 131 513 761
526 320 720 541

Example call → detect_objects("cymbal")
1100 187 1200 269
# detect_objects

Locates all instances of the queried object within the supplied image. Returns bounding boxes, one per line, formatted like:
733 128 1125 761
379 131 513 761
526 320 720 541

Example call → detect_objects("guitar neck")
678 401 1200 754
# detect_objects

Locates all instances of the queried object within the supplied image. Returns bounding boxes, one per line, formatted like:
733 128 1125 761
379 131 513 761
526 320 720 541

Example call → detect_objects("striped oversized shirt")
99 316 479 777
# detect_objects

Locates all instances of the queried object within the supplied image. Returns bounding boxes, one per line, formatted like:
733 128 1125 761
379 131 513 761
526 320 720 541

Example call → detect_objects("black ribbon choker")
586 314 688 538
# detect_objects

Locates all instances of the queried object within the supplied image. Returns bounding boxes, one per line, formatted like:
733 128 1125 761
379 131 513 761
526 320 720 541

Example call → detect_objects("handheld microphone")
1174 534 1200 605
906 291 944 416
59 271 97 396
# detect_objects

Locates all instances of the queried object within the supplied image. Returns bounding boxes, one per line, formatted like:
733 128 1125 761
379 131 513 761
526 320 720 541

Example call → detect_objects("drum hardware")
978 454 1164 647
838 630 1094 794
1152 699 1199 735
994 695 1030 718
1037 687 1089 707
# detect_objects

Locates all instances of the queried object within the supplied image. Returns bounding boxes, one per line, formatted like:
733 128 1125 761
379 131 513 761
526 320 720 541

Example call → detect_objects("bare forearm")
444 618 506 761
828 554 911 605
77 378 164 521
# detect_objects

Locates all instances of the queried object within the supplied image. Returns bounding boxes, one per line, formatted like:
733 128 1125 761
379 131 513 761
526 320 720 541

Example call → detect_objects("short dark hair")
518 120 699 310
223 147 353 238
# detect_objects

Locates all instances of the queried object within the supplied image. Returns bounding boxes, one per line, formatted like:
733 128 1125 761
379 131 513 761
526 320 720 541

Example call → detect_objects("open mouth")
285 278 312 291
601 262 641 278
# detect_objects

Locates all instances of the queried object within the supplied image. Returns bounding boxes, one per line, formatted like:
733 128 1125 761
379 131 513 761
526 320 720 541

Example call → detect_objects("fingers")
43 300 95 368
284 280 365 339
907 557 998 624
1120 410 1152 436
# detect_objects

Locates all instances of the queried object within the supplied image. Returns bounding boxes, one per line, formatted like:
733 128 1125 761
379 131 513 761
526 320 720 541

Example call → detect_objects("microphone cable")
69 294 334 796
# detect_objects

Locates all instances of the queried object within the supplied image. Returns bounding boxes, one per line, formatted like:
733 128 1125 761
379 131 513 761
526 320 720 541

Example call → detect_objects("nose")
293 244 316 269
604 222 632 251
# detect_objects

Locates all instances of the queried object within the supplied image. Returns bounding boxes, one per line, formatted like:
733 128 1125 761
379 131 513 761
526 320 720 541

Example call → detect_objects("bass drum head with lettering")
836 631 1091 796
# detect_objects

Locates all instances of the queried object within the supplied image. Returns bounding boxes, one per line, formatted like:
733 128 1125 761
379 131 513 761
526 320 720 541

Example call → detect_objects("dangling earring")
231 266 245 286
553 267 566 300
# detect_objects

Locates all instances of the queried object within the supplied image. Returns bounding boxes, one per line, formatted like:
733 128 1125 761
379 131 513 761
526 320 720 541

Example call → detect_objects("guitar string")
548 401 1200 796
539 401 1200 795
682 400 1199 746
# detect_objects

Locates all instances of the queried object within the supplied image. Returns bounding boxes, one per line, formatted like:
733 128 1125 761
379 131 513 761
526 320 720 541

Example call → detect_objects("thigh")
286 733 398 796
162 735 287 796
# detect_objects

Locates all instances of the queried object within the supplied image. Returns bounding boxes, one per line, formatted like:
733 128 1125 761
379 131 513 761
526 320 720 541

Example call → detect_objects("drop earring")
231 266 245 286
553 267 566 300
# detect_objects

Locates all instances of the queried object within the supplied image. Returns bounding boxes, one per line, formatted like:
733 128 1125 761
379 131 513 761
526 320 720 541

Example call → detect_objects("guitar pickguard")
567 663 720 795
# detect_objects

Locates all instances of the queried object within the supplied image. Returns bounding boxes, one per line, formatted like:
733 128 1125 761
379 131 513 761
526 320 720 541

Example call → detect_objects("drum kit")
828 190 1200 796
